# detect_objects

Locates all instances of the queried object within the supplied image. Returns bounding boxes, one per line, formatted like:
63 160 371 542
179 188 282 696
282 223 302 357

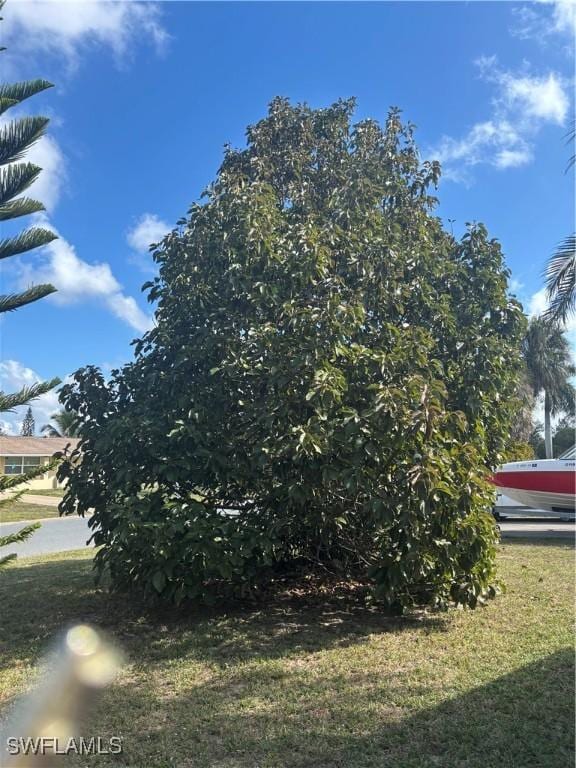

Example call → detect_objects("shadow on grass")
99 647 573 768
0 557 447 675
1 553 573 767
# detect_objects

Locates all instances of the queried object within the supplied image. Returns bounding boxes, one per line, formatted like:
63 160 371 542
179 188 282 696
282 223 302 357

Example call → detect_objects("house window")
3 456 43 475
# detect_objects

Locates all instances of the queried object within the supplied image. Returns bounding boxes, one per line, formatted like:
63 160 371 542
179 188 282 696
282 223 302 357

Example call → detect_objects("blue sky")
0 0 574 432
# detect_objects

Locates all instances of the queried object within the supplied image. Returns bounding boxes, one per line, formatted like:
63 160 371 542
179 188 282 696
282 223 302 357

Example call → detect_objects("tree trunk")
544 390 553 459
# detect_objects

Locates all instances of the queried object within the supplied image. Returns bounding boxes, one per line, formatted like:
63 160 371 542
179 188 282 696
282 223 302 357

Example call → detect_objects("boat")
493 491 573 521
492 445 576 514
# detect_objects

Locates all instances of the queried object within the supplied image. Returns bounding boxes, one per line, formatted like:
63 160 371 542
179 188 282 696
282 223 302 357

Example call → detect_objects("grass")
22 488 65 498
0 501 59 523
0 541 573 768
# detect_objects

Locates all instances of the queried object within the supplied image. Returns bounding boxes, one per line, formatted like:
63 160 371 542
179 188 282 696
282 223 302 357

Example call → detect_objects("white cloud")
495 147 533 169
511 0 576 44
0 360 63 435
550 0 576 36
107 293 153 333
19 215 154 334
528 287 549 317
434 118 532 178
430 59 570 181
127 213 170 253
126 212 170 274
498 72 569 125
25 134 67 213
3 0 169 69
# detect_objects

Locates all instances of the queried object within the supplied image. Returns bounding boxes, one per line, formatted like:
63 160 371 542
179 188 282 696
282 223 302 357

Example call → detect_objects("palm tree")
543 122 575 324
509 367 535 444
40 408 79 437
523 317 575 458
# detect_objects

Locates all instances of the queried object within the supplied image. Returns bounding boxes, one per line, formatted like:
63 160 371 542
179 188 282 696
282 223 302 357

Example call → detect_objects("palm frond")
551 380 576 417
0 226 57 260
0 116 49 166
0 553 17 568
565 120 575 173
0 522 41 548
0 97 17 116
0 377 61 412
40 423 61 437
49 408 81 437
0 163 42 205
0 80 54 109
543 234 576 323
0 197 45 221
0 284 57 314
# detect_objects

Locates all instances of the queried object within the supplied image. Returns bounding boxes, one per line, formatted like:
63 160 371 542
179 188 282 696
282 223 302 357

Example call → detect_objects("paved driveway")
499 518 575 540
0 516 93 557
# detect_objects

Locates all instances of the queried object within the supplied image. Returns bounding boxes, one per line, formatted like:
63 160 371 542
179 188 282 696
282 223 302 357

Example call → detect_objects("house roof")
0 436 80 456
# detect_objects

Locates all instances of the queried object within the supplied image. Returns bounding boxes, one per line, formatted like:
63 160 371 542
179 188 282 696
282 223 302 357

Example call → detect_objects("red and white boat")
492 445 576 514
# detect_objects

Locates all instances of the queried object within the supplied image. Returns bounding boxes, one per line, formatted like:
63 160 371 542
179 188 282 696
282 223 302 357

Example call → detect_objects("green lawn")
0 501 59 523
23 488 65 498
0 542 573 768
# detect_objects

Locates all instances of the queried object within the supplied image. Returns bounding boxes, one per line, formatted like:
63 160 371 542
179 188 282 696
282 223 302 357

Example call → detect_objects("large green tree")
60 98 525 611
0 0 60 568
523 317 575 459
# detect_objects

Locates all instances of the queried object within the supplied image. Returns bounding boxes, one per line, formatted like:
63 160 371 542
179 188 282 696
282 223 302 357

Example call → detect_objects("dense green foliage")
0 0 60 568
504 441 535 462
60 98 525 611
